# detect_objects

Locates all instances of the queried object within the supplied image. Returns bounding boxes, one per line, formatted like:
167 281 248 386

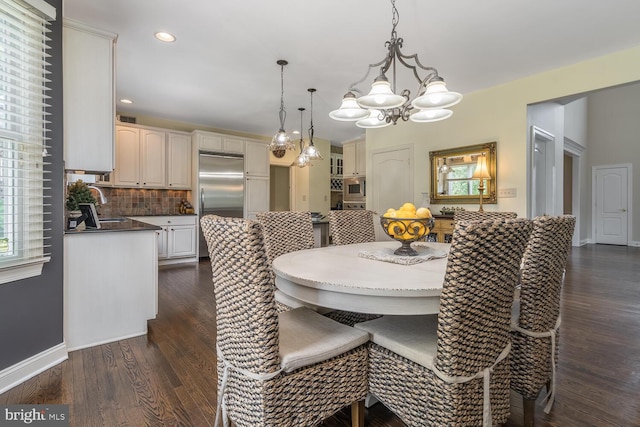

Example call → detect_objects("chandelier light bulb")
356 110 392 129
357 77 405 110
412 78 463 110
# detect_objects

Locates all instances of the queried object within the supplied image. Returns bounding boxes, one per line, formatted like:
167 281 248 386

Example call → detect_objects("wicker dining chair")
256 211 316 312
355 218 533 427
327 210 376 246
511 215 575 427
200 215 369 427
453 210 517 221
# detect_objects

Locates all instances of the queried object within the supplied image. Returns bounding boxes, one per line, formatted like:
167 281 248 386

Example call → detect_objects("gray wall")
0 0 64 370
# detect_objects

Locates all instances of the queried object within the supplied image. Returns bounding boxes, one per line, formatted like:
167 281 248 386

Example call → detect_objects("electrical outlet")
498 188 517 198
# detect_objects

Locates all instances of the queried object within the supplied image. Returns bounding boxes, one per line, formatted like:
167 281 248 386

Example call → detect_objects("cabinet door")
167 132 192 189
168 225 196 258
114 126 140 186
343 142 357 176
223 138 244 154
156 227 168 259
245 176 269 218
140 129 166 188
245 140 269 177
196 132 222 151
355 140 366 176
63 21 115 173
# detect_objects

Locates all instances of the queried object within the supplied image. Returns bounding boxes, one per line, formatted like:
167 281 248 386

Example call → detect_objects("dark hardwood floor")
2 244 639 426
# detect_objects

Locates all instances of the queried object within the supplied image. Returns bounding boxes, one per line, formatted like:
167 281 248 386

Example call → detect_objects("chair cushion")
278 307 370 372
355 315 438 368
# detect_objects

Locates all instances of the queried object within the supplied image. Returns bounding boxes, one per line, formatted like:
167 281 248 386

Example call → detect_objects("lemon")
416 207 432 218
401 202 416 214
384 210 398 218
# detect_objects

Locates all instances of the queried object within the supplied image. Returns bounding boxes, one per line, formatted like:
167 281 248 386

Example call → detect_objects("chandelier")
329 0 462 128
270 60 295 156
302 88 322 161
291 107 311 168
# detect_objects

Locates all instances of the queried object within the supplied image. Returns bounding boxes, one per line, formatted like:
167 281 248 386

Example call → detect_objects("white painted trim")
630 241 640 248
66 330 147 353
563 137 585 247
563 137 586 156
592 163 633 246
578 239 591 246
0 343 67 395
528 125 556 218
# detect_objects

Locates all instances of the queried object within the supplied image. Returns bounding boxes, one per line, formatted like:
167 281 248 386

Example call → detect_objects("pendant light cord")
278 62 287 130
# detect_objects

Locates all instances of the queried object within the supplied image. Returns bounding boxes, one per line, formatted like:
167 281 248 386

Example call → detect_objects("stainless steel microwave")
343 177 366 202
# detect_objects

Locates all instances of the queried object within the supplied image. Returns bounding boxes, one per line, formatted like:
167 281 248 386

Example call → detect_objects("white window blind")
0 0 54 284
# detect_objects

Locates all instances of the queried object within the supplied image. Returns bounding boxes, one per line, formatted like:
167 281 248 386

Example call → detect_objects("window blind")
0 0 54 283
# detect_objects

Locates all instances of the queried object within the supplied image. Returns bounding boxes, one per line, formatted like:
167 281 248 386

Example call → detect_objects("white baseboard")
630 240 640 247
579 238 592 246
0 343 68 395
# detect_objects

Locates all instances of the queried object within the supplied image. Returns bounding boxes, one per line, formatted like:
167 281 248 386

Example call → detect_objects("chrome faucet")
88 185 108 204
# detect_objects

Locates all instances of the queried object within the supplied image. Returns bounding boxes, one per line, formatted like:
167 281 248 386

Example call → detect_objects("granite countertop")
64 219 161 235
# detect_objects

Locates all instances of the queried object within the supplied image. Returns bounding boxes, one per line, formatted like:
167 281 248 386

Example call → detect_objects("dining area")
199 207 576 427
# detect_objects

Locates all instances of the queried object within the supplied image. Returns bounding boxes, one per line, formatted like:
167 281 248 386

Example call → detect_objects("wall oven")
343 177 366 202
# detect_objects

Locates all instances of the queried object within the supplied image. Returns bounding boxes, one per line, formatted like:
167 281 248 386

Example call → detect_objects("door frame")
591 163 633 246
270 157 296 210
564 137 585 246
528 125 556 218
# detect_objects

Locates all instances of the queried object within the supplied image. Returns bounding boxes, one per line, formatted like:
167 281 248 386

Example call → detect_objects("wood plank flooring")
2 244 639 426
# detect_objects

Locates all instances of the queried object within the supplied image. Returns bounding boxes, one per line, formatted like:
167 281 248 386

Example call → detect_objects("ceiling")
62 0 640 145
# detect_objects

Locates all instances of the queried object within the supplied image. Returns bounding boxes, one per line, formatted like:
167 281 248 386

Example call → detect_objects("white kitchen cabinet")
245 176 270 219
330 153 344 177
193 131 245 154
63 19 116 173
245 140 270 177
343 139 366 177
128 216 197 265
167 132 192 189
113 125 166 188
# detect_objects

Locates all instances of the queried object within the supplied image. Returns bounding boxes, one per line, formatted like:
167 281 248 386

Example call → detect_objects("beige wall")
366 45 640 239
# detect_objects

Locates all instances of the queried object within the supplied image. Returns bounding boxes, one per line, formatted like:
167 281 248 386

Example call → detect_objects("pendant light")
292 108 311 168
270 60 295 154
303 88 323 161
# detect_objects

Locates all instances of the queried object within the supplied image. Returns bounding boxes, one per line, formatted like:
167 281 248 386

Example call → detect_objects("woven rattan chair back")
453 210 517 222
256 211 315 263
327 210 376 245
200 215 280 374
511 215 575 425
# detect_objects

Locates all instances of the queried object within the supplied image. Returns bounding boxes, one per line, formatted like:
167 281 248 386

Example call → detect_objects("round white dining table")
272 241 451 316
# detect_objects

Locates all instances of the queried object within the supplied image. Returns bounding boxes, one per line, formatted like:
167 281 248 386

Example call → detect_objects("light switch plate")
498 188 517 198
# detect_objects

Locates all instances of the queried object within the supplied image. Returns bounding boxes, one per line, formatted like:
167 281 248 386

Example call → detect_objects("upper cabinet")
343 139 366 177
193 131 244 154
245 140 269 177
63 19 116 173
111 124 191 189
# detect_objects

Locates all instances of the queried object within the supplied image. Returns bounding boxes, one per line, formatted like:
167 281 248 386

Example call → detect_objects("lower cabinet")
427 216 455 243
129 216 197 264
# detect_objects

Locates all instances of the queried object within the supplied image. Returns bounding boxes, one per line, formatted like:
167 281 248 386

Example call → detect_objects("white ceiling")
62 0 640 144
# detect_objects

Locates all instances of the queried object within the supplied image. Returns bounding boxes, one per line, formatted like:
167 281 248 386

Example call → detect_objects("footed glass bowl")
380 217 435 256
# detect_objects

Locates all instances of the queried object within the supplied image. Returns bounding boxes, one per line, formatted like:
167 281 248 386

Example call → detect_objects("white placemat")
358 244 448 265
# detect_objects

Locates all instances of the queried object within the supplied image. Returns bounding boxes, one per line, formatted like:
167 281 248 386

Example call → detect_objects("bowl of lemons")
380 202 435 256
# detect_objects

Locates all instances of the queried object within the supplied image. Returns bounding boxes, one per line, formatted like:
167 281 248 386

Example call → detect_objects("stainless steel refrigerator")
198 152 244 257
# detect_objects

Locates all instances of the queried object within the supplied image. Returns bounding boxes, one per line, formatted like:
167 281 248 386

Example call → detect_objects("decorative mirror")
429 142 497 205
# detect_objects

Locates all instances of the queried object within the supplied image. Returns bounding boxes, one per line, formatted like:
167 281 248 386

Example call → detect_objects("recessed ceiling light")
120 99 133 104
154 32 176 43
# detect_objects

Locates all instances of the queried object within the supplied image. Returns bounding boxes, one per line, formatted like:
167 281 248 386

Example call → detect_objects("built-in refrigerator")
198 152 244 257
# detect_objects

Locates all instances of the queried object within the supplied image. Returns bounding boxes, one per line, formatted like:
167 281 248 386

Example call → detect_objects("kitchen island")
64 219 160 351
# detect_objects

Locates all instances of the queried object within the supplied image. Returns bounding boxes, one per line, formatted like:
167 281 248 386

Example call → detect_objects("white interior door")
370 146 413 213
530 126 556 217
594 166 629 245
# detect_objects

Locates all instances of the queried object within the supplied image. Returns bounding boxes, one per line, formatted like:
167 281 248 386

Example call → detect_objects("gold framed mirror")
429 142 497 205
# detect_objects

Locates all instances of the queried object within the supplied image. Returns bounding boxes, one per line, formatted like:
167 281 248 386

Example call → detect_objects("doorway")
593 164 632 245
270 165 290 211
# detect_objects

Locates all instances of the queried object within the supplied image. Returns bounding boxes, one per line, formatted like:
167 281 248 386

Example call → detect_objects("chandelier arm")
347 55 391 93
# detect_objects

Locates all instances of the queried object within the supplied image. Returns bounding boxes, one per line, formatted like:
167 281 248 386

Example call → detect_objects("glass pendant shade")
303 143 323 160
356 110 392 128
329 92 370 121
412 79 463 109
357 77 406 109
438 159 451 174
271 129 292 147
410 108 453 123
291 152 310 168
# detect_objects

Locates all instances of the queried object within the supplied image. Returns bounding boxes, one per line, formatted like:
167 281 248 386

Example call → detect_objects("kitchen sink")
99 217 128 223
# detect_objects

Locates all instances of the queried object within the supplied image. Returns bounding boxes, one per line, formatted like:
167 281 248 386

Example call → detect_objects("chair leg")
523 397 536 427
351 400 365 427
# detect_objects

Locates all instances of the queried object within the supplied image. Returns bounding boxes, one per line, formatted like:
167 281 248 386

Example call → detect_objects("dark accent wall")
0 0 64 370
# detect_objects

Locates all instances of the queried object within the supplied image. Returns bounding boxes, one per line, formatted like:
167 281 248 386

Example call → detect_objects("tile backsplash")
95 187 192 217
